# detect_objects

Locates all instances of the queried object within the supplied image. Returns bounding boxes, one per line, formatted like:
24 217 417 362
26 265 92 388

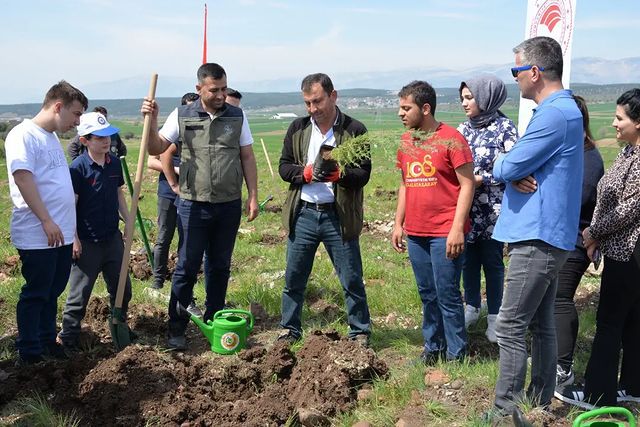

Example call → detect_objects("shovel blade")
109 307 131 351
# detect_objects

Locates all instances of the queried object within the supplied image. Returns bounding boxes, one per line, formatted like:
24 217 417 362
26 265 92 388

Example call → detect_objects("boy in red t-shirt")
391 80 475 363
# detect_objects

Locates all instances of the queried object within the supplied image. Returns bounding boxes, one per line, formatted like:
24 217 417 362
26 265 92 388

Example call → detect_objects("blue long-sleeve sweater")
492 90 584 251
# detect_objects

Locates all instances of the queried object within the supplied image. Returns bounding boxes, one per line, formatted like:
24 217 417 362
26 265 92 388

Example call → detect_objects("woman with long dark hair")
553 95 604 387
555 88 640 409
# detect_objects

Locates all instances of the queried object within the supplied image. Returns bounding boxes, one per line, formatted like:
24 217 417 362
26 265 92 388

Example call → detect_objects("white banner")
518 0 577 135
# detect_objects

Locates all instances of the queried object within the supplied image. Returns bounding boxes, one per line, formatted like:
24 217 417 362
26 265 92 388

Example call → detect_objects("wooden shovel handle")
114 74 158 310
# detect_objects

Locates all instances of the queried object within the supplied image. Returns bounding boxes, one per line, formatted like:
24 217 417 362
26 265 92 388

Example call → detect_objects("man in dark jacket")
277 73 372 346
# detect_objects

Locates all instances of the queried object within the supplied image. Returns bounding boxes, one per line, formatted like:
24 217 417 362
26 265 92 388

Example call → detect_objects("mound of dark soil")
0 327 387 426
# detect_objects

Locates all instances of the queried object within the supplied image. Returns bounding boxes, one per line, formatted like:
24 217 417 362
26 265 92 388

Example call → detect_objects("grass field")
0 104 634 426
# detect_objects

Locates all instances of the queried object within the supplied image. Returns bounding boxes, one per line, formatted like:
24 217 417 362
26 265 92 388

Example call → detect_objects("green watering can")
190 309 254 354
573 407 636 427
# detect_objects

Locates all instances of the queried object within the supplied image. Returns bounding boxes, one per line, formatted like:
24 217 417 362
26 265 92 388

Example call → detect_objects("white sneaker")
464 305 480 328
617 389 640 403
485 314 498 343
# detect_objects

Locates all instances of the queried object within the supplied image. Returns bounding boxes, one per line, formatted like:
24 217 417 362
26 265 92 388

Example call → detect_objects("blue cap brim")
90 125 120 137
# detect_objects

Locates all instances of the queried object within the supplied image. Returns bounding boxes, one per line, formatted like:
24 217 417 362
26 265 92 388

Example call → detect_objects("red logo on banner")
540 4 562 32
529 0 574 55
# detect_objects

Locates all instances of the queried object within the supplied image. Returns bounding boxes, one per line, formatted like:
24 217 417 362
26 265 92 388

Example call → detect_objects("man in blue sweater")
489 36 584 417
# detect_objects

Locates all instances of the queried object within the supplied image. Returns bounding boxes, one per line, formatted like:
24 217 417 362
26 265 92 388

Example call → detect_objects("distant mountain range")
80 56 640 98
3 83 639 120
1 57 639 107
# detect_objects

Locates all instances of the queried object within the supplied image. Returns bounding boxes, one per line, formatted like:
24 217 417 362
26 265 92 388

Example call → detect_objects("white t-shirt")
159 107 253 146
5 119 76 249
301 117 336 204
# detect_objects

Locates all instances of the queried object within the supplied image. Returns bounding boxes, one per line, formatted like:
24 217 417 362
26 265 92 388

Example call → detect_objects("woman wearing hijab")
457 75 518 342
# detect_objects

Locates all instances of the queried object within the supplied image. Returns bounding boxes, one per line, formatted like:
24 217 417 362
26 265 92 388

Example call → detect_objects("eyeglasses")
511 65 545 78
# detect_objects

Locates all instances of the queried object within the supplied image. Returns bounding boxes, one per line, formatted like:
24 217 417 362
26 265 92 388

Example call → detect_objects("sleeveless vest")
177 102 244 203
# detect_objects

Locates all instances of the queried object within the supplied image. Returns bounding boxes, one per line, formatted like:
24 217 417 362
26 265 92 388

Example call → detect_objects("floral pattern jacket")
457 115 518 242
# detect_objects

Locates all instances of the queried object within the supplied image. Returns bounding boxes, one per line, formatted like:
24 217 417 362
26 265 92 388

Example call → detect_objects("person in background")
226 88 242 107
57 112 133 350
5 81 87 365
147 93 202 317
67 106 127 160
552 95 604 388
392 80 475 363
555 88 640 410
457 75 518 343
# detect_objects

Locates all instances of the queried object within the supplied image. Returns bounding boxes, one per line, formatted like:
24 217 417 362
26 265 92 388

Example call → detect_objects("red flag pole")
202 3 208 64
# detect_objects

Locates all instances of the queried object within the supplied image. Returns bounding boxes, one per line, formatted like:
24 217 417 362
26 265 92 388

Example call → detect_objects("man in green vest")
142 63 259 350
277 73 372 346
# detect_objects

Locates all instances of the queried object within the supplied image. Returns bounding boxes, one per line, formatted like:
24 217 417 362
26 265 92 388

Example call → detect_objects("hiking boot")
464 305 480 328
167 334 187 351
275 330 300 345
15 354 45 367
350 334 370 348
556 364 574 387
485 314 498 343
617 389 640 403
186 299 203 318
554 384 598 410
43 343 69 360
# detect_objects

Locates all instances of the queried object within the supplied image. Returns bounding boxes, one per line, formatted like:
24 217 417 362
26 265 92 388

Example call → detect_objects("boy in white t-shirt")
5 81 87 365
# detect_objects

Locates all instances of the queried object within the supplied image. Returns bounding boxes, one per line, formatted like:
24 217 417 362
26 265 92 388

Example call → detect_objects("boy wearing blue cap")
57 112 133 349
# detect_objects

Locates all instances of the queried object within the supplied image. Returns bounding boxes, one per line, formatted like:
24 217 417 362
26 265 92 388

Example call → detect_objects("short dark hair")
301 73 334 95
181 92 199 105
617 88 640 123
226 88 242 100
197 63 226 83
513 36 563 81
398 81 437 115
93 106 108 116
573 95 595 149
42 80 88 110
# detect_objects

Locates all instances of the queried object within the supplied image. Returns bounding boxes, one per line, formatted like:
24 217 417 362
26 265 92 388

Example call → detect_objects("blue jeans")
407 236 467 360
494 240 568 413
16 245 72 358
281 205 370 338
462 238 505 314
168 198 241 336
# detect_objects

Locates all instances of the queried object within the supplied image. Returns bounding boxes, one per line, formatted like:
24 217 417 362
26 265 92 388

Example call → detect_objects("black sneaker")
349 334 370 348
43 343 69 360
276 330 300 345
420 350 441 366
15 354 45 367
167 334 187 351
554 384 598 410
186 299 203 317
556 364 574 387
150 281 164 290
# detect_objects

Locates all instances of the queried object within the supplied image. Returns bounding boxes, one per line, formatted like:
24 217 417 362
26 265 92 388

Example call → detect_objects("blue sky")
1 0 639 103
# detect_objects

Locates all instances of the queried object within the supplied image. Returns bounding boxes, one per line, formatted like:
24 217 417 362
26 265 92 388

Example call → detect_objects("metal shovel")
110 74 158 351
